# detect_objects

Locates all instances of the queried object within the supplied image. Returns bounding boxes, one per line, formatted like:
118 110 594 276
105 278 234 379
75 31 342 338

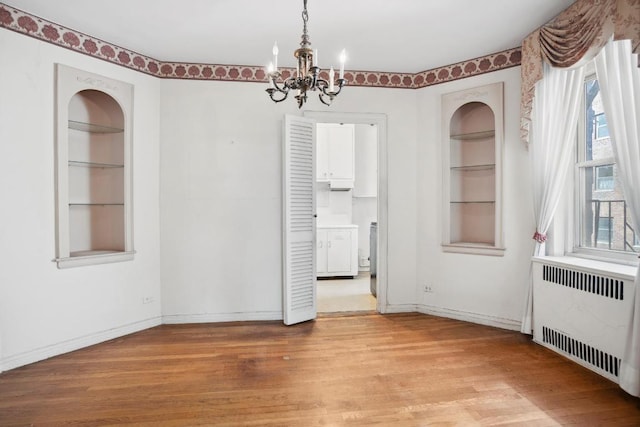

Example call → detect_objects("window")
595 165 614 191
575 73 637 257
594 113 609 139
596 217 612 246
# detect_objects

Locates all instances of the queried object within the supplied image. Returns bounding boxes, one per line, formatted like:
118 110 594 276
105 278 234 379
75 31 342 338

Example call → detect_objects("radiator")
532 257 636 383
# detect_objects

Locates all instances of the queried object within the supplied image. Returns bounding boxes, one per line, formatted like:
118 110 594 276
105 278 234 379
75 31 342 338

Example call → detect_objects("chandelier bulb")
339 49 346 79
273 42 278 70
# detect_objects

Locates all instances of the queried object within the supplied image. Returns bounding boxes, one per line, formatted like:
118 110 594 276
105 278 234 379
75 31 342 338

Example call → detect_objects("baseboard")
417 304 521 331
382 303 419 314
0 316 162 373
162 311 283 324
0 307 520 374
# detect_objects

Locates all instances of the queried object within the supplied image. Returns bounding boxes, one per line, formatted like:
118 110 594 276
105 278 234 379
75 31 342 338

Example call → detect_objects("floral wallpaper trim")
0 3 521 89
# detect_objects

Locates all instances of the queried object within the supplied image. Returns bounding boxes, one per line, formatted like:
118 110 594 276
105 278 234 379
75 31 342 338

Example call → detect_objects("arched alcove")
449 102 496 245
441 83 504 256
67 90 125 256
55 64 134 268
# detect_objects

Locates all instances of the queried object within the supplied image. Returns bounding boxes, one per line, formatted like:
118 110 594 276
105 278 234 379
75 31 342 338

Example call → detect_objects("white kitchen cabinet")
316 225 358 278
316 123 355 188
353 123 378 198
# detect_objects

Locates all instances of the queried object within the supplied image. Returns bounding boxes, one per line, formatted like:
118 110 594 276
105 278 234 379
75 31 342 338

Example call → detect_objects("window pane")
595 113 609 139
595 165 614 191
597 217 612 244
578 74 636 255
579 165 637 251
584 79 614 161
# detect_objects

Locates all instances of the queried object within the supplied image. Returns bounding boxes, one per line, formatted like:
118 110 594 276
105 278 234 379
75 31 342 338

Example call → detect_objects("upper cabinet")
316 123 355 189
54 64 134 268
353 124 378 198
441 82 504 256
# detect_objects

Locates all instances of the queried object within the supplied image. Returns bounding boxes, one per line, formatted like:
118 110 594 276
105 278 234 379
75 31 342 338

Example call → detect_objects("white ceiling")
6 0 574 73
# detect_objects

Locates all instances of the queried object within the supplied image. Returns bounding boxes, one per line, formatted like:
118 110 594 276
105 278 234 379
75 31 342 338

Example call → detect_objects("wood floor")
1 313 639 426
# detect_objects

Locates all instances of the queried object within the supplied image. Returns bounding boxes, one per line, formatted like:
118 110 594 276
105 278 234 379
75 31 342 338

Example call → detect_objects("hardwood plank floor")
1 313 639 426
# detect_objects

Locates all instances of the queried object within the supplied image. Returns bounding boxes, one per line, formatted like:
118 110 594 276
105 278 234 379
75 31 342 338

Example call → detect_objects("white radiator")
532 257 636 383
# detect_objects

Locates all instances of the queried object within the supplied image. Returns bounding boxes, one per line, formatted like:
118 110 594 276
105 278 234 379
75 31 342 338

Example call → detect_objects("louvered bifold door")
282 115 317 325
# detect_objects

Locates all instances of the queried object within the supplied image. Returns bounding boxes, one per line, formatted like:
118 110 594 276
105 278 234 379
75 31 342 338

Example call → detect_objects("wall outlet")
142 296 154 304
423 285 434 293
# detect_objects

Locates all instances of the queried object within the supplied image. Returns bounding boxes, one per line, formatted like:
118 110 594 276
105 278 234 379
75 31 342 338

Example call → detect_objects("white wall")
0 24 533 374
316 184 353 225
0 30 162 371
160 82 418 320
353 124 378 269
416 67 535 330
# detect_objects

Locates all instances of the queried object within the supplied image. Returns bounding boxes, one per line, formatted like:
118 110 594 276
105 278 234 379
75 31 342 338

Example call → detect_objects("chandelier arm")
317 78 347 98
318 92 332 106
314 77 329 91
330 79 347 97
266 88 289 103
267 72 290 95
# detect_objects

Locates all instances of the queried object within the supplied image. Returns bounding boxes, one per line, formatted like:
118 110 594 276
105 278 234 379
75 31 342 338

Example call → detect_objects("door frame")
304 111 388 313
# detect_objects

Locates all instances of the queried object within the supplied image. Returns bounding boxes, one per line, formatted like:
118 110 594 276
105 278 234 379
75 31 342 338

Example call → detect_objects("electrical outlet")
423 285 434 293
142 296 154 304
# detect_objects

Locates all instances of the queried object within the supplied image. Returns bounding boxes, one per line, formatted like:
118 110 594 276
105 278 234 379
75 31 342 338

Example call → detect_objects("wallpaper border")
0 3 521 88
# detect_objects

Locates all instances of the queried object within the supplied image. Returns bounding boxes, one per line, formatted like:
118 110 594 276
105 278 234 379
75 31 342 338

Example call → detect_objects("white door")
282 114 316 325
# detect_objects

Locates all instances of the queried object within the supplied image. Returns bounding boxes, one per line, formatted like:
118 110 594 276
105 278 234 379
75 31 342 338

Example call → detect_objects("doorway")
305 113 385 314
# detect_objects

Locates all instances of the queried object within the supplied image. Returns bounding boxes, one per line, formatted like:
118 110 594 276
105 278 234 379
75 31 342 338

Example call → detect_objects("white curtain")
520 63 586 333
594 39 640 397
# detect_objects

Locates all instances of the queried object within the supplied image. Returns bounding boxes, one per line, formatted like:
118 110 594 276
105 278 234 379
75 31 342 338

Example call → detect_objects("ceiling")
5 0 574 73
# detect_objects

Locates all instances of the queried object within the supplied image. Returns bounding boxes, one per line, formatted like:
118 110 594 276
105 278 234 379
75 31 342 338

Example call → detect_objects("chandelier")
266 0 346 108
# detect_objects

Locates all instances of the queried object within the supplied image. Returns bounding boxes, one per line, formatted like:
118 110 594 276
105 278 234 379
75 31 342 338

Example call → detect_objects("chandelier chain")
302 0 309 26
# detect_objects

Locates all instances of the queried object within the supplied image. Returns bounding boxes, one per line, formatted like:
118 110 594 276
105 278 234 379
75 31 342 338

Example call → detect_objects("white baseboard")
0 316 162 373
382 303 418 314
0 307 521 374
162 311 283 324
417 304 521 331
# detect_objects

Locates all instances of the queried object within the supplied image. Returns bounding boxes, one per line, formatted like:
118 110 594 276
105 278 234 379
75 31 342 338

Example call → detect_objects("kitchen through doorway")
315 122 378 313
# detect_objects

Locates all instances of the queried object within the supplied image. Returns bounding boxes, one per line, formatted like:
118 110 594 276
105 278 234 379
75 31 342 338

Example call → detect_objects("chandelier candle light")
266 0 347 108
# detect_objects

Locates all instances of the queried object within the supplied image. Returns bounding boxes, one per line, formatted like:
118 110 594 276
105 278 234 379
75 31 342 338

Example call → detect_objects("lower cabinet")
317 226 358 278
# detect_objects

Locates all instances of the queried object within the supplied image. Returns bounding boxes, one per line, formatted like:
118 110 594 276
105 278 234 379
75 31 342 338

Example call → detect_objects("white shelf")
442 243 506 256
55 250 136 269
68 120 123 134
68 160 124 168
450 130 495 140
69 203 124 206
450 164 495 171
450 201 495 204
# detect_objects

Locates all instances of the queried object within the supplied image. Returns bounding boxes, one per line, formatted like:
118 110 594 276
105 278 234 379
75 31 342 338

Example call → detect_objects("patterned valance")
520 0 640 143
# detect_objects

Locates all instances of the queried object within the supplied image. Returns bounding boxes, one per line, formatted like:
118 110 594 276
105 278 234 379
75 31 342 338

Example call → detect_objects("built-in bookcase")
54 64 134 268
442 83 504 256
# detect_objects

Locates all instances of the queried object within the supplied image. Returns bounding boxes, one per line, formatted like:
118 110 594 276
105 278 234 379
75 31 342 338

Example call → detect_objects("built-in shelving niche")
441 82 504 256
54 64 134 268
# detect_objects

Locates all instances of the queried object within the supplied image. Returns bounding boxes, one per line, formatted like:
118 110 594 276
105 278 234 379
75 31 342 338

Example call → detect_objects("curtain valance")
520 0 639 143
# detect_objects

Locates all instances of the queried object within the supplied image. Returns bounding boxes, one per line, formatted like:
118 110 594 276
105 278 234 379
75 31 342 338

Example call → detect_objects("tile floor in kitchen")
317 272 377 313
